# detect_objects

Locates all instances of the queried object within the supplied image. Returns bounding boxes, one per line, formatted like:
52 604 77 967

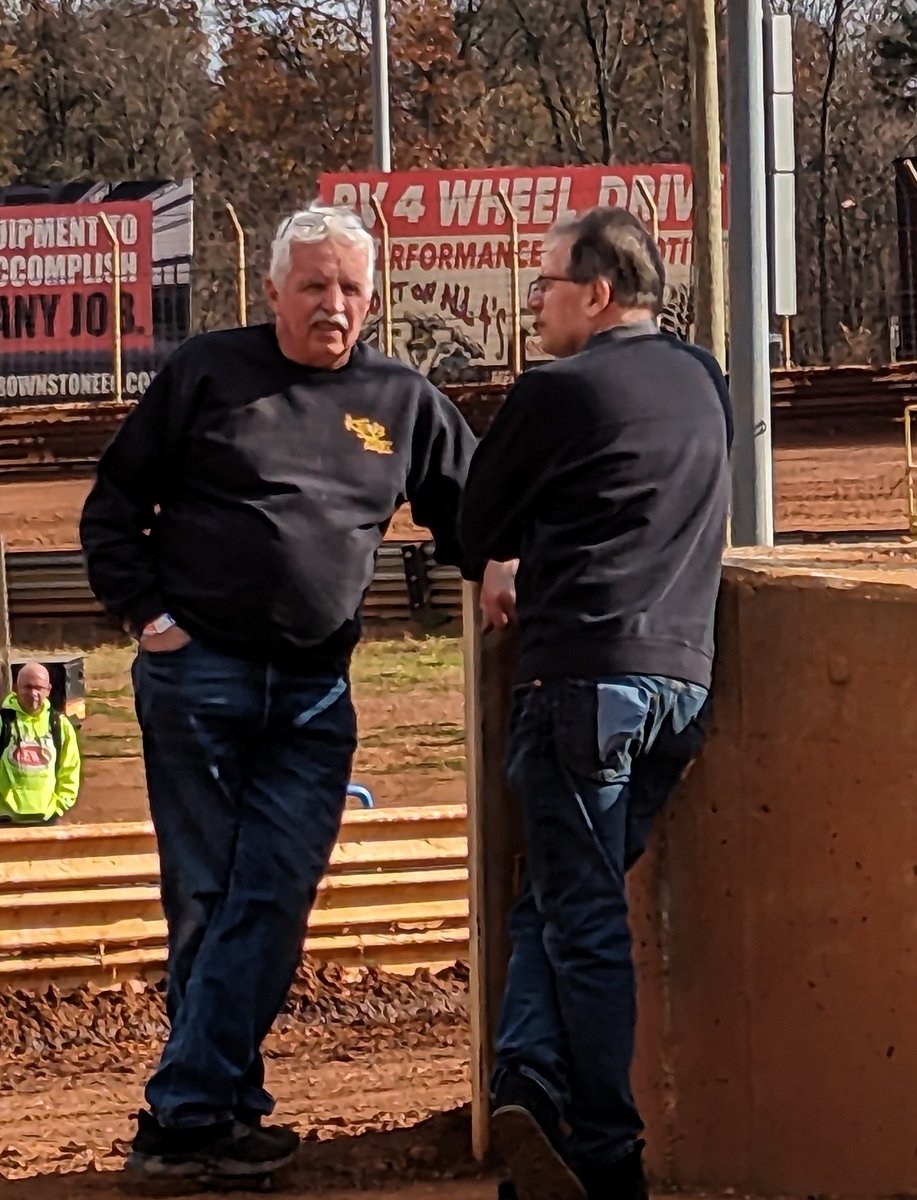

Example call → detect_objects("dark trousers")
132 639 356 1128
493 675 708 1169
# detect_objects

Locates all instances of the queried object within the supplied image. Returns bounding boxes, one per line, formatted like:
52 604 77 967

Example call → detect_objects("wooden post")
0 537 11 696
634 178 659 244
370 196 394 357
225 203 248 327
497 191 523 377
688 0 727 367
465 586 523 1161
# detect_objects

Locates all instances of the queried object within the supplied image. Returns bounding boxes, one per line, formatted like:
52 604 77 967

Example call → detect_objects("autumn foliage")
0 0 915 363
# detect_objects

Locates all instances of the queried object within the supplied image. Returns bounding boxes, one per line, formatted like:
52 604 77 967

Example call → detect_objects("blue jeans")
493 675 708 1170
132 639 356 1129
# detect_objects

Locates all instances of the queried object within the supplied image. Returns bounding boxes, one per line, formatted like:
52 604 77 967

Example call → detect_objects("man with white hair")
80 204 483 1184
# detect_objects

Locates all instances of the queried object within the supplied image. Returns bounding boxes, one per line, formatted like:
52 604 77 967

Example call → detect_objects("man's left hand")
480 559 518 632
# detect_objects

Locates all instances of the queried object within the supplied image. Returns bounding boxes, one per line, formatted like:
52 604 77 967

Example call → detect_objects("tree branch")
816 0 845 360
578 0 612 161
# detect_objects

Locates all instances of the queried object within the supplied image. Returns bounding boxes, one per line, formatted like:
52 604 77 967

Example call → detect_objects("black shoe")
235 1108 266 1128
498 1179 519 1200
577 1143 648 1200
127 1109 298 1180
234 1110 300 1158
491 1074 586 1200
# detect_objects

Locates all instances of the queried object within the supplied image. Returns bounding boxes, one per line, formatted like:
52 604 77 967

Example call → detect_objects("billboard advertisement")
319 165 728 382
0 179 193 406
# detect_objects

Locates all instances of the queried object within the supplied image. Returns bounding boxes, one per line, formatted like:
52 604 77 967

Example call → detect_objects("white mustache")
310 310 349 330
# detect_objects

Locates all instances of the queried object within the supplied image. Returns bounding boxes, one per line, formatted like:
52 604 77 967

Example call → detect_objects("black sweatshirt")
80 324 476 670
459 324 732 688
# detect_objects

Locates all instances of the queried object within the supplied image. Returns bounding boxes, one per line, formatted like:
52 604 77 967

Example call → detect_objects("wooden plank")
0 805 468 859
325 835 468 873
0 837 468 891
339 806 468 841
0 883 162 912
0 853 161 890
312 867 467 910
310 897 469 933
0 916 166 951
0 892 164 933
0 822 155 863
0 926 470 987
0 868 468 925
464 584 523 1161
0 899 470 952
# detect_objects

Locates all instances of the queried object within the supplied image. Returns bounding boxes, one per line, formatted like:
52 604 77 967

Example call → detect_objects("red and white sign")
11 741 51 770
0 200 154 353
319 166 728 373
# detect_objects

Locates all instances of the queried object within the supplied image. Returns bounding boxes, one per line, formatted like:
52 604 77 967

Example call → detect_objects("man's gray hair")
551 206 665 314
269 204 376 289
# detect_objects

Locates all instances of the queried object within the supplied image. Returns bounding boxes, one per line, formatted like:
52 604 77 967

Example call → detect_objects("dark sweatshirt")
459 324 732 688
80 324 476 670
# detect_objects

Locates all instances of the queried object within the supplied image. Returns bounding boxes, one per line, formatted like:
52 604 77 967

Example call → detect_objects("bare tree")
815 0 846 359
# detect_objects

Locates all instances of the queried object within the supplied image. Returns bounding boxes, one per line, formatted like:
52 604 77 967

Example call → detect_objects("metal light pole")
370 0 392 172
727 0 774 546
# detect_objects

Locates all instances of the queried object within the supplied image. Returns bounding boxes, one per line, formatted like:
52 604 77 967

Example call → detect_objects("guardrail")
5 543 463 626
0 804 469 989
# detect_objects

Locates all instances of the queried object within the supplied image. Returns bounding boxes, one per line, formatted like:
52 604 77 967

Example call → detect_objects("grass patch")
92 683 135 701
351 636 463 691
25 635 467 776
82 735 141 759
359 758 464 776
87 648 136 686
86 697 135 721
358 721 463 748
21 637 463 694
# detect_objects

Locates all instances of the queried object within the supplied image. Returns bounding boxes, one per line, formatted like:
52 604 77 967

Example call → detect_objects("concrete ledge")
632 554 917 1195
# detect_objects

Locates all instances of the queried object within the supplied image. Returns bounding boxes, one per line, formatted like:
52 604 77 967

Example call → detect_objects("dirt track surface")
0 484 431 551
0 964 474 1196
0 432 911 552
775 435 908 532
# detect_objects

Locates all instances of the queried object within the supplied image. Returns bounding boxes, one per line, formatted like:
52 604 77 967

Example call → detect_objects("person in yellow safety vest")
0 661 81 825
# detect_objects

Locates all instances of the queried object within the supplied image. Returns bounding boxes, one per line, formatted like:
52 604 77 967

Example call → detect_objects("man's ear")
264 276 280 315
588 276 613 315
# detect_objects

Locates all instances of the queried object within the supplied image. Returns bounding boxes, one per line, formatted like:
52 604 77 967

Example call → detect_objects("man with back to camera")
460 207 733 1200
80 202 510 1185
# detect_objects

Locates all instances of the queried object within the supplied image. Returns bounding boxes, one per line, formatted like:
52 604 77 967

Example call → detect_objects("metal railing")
5 543 463 625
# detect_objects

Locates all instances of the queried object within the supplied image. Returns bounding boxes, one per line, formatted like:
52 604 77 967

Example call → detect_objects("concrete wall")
632 562 917 1196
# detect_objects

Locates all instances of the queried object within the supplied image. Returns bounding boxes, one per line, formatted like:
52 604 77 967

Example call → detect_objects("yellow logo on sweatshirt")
344 415 393 456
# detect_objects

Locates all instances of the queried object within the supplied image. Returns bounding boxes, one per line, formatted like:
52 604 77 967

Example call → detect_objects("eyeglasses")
526 274 576 305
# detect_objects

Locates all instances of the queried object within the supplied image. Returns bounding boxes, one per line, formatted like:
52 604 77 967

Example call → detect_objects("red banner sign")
317 166 728 369
320 165 727 243
0 200 154 353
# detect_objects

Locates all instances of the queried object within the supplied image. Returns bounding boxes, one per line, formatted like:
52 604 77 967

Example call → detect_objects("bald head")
16 662 51 714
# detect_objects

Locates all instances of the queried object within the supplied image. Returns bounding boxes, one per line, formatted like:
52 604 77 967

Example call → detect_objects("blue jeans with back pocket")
492 674 708 1170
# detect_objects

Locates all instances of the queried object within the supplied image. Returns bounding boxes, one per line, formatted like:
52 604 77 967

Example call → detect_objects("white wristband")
142 613 177 637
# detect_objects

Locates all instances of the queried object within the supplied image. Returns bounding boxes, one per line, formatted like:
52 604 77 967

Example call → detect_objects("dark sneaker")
127 1109 298 1180
491 1074 586 1200
234 1111 300 1158
577 1143 649 1200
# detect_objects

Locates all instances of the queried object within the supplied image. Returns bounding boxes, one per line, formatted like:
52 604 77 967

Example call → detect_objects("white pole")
727 0 775 546
370 0 392 172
